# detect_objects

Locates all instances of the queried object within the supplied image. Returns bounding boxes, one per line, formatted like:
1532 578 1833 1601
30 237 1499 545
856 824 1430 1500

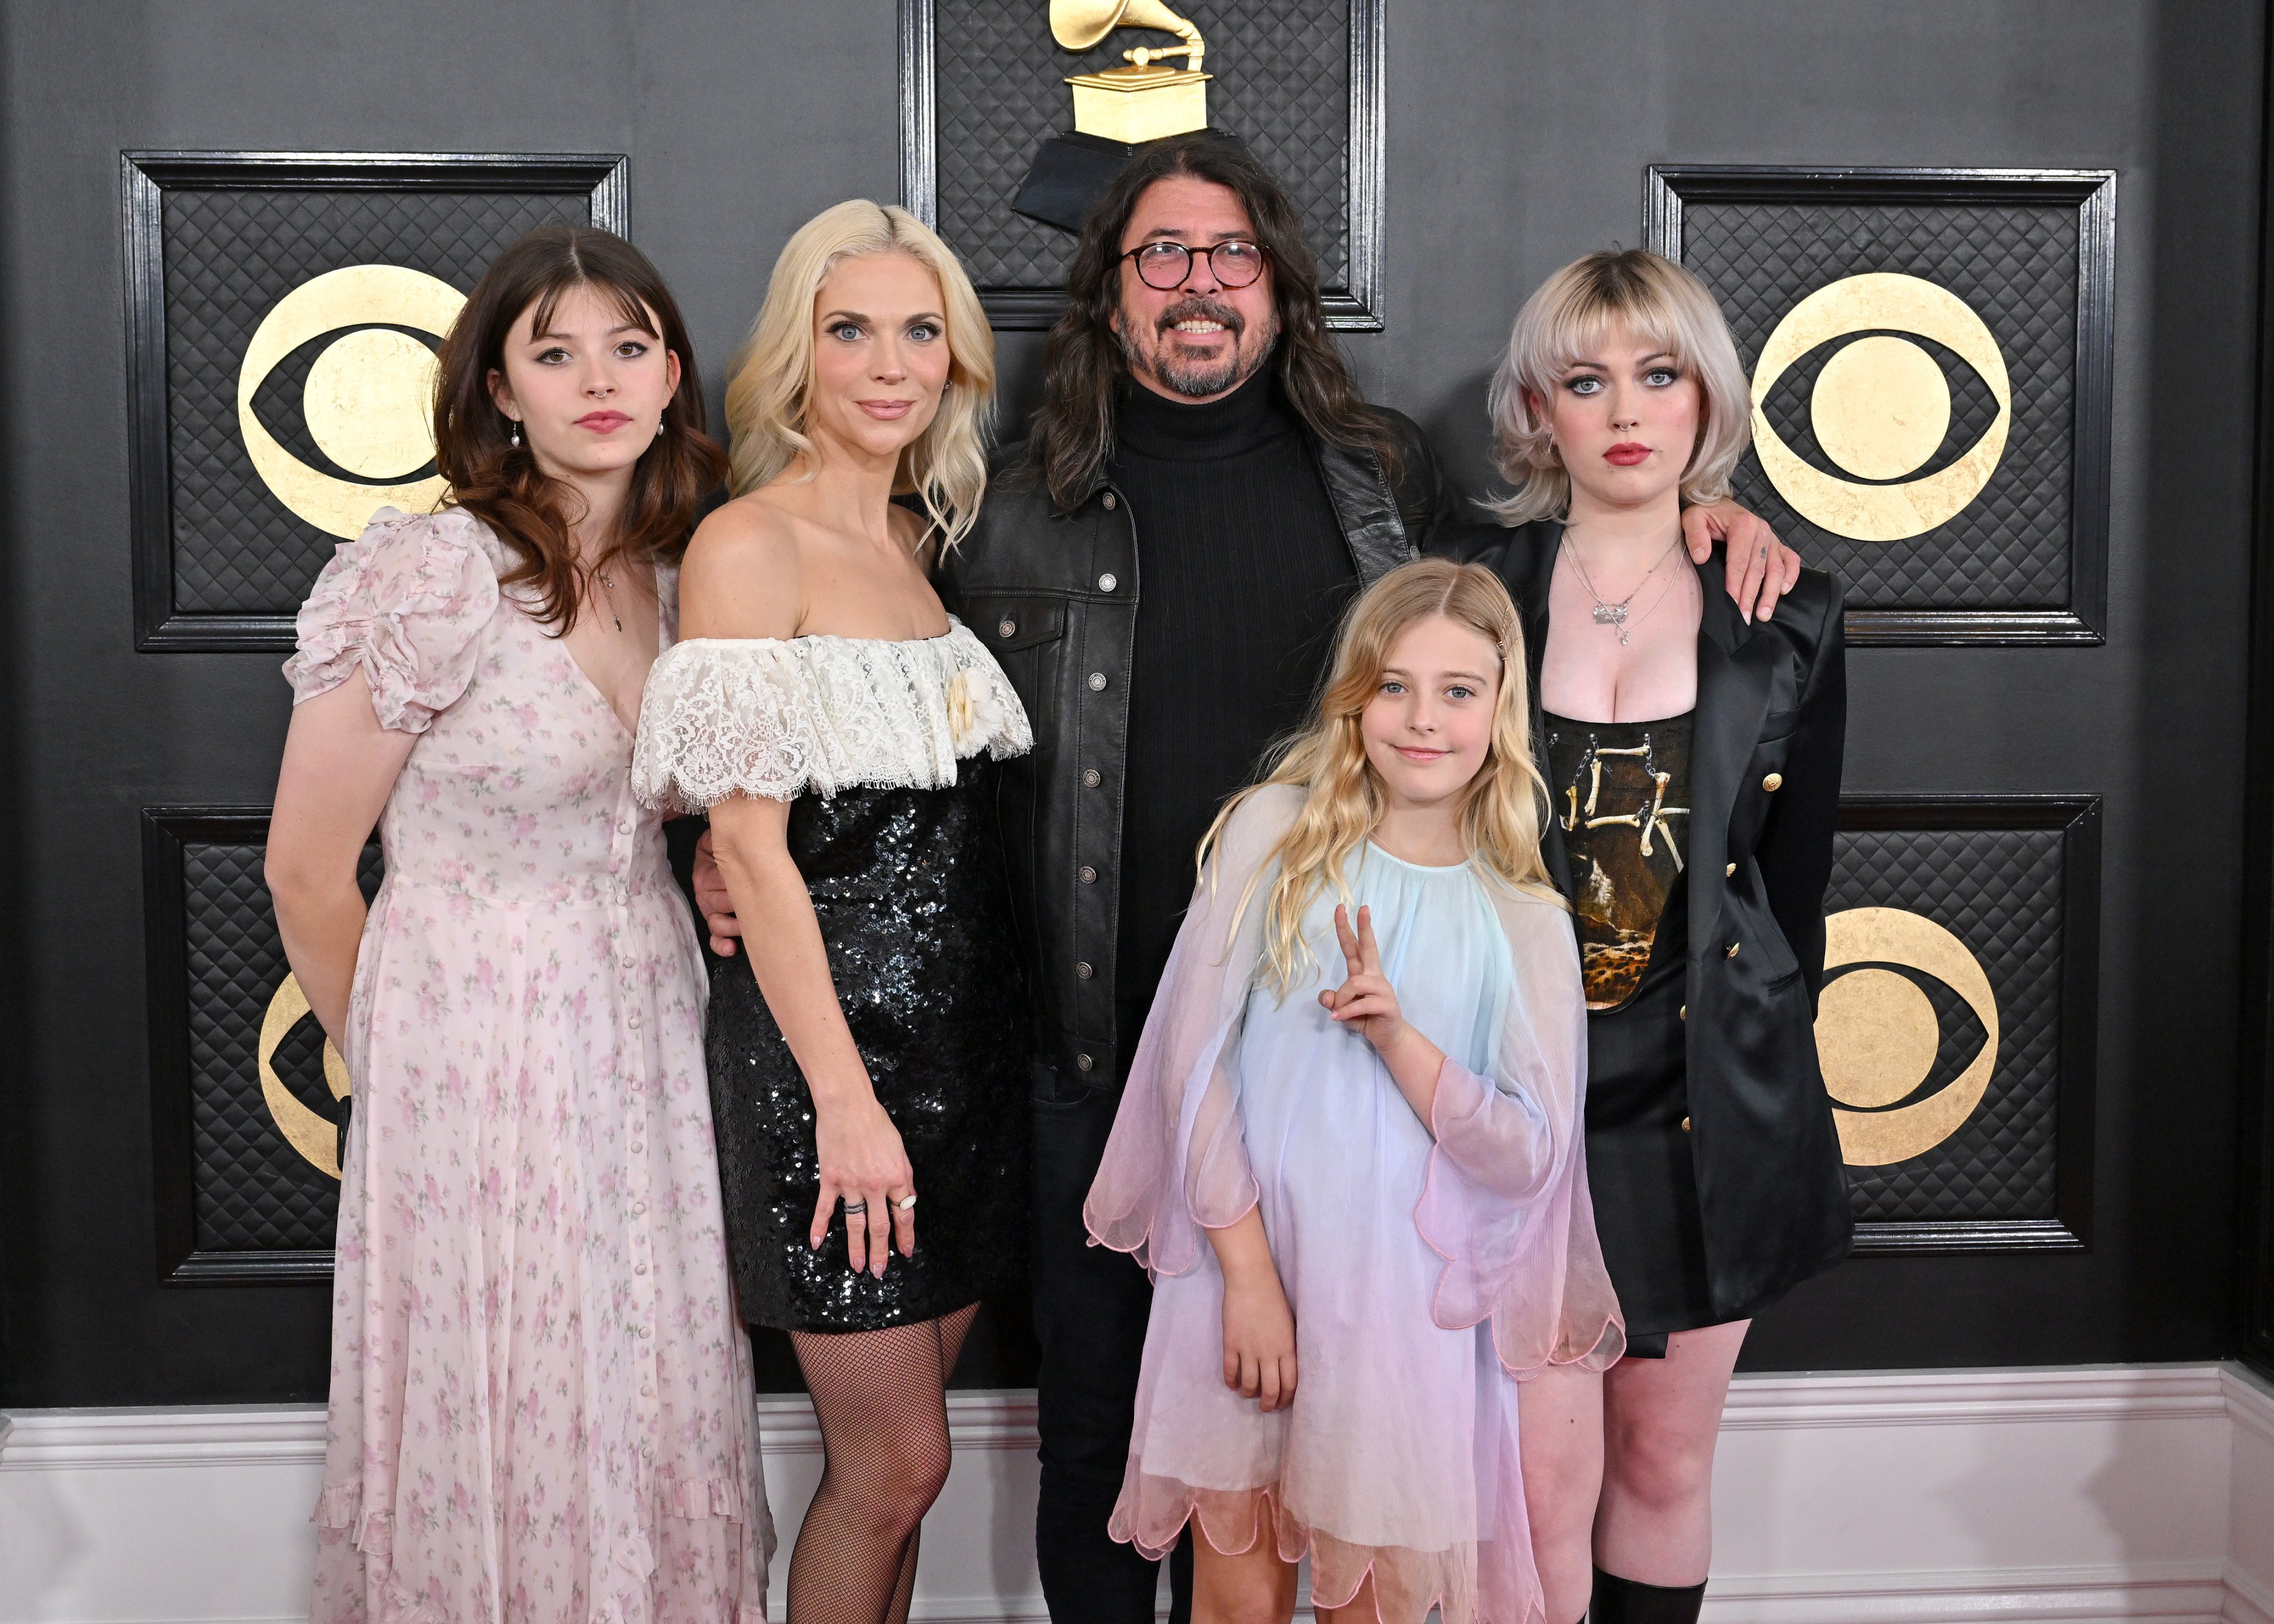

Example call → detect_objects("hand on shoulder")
679 494 805 641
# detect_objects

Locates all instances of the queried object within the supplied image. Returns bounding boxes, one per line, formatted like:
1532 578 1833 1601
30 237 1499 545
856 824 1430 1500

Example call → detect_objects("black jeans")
1032 1064 1192 1623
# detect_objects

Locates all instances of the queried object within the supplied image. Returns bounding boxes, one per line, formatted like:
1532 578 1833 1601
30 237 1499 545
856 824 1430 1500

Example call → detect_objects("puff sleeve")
281 507 499 733
1415 886 1625 1376
1083 785 1297 1279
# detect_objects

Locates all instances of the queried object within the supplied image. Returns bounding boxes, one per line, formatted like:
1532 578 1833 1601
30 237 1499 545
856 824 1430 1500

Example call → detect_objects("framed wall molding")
144 807 378 1285
1648 166 2116 646
123 150 629 652
1825 795 2100 1256
2242 44 2274 1379
897 0 1384 329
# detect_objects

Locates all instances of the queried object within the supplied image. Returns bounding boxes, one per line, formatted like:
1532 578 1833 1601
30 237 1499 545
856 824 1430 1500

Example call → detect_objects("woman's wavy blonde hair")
724 200 996 550
1485 248 1751 525
1201 558 1562 994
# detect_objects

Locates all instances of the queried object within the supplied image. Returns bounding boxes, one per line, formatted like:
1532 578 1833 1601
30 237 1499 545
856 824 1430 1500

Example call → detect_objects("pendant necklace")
1565 532 1683 646
595 569 623 632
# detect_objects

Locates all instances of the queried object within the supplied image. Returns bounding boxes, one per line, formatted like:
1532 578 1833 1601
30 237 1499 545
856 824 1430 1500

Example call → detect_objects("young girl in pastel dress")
1084 558 1625 1624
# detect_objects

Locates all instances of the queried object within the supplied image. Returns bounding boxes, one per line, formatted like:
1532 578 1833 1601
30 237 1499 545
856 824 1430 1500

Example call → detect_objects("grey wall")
0 0 2260 1405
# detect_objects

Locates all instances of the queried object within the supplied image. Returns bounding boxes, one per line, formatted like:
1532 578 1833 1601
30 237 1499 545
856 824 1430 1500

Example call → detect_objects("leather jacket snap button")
1076 1053 1095 1072
1725 862 1736 877
1726 942 1741 958
1082 768 1102 788
1681 1116 1692 1133
1088 671 1108 691
998 617 1017 638
1679 1004 1687 1020
1102 492 1118 510
1079 866 1097 883
1075 961 1094 979
1098 572 1117 591
1763 772 1784 792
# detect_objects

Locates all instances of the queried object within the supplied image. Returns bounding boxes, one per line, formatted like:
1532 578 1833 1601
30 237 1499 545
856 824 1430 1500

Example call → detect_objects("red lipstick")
1604 442 1651 466
576 411 632 433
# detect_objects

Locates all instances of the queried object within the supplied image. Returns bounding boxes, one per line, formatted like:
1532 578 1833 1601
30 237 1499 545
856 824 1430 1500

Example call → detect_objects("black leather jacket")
935 413 1456 1085
1457 519 1854 1318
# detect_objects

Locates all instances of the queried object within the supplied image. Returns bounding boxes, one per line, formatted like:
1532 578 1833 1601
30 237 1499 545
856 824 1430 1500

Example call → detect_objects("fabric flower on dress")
944 665 1006 757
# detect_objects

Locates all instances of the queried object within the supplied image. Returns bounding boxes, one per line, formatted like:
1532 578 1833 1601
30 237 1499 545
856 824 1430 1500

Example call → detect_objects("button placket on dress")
610 785 665 1435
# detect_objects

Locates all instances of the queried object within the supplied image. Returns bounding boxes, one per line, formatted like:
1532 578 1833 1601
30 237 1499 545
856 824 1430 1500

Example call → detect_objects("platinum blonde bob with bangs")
1485 248 1752 525
724 199 996 550
1201 558 1563 997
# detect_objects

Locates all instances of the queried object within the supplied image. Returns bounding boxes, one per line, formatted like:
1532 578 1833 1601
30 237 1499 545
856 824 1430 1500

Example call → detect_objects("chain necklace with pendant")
1564 531 1684 646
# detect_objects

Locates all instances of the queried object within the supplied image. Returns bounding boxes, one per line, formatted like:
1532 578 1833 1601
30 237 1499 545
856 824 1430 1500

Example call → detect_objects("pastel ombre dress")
1085 785 1623 1624
285 507 772 1624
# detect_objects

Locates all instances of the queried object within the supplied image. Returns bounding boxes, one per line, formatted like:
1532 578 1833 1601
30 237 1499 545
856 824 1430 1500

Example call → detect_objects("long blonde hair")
1201 559 1560 993
1485 248 1751 525
723 200 996 550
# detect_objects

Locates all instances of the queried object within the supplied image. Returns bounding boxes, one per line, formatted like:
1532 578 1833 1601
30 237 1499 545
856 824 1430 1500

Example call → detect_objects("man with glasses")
701 133 1796 1622
939 133 1800 1623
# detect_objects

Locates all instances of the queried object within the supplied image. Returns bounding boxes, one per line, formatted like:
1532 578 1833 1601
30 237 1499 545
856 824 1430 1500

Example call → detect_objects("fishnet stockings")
785 1304 981 1624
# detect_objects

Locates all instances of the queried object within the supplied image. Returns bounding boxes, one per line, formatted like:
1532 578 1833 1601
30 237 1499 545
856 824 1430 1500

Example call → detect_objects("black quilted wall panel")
927 0 1351 292
1678 199 2077 614
163 188 589 619
1825 826 2065 1223
179 835 382 1255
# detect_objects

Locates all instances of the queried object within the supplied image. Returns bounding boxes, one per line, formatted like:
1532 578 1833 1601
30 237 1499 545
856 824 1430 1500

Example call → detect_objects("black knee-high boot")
1588 1567 1706 1623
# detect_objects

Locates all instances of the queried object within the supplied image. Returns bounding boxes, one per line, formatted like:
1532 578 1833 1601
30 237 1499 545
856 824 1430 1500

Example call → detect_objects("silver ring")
894 1194 918 1212
842 1199 868 1215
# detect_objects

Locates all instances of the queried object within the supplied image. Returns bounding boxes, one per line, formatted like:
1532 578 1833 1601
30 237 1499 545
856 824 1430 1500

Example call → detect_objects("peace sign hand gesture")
1318 904 1409 1052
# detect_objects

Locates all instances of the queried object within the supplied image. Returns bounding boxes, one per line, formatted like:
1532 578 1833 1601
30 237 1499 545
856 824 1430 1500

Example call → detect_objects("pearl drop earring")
509 420 521 449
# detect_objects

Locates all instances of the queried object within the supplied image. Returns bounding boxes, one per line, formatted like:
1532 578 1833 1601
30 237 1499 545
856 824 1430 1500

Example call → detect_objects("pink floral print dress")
285 507 772 1624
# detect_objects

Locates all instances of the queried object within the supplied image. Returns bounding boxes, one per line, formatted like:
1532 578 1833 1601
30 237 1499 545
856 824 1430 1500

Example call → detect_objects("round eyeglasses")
1120 239 1267 291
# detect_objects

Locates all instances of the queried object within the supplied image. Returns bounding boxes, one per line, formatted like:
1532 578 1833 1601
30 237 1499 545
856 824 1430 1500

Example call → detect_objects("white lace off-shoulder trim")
631 619 1033 811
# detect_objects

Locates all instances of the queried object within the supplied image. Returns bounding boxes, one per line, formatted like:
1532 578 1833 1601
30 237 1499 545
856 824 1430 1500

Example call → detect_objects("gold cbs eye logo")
237 264 466 539
1752 272 2011 542
1813 907 2001 1165
257 973 350 1181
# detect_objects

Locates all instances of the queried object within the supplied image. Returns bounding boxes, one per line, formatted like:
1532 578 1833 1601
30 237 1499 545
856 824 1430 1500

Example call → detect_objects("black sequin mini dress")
633 622 1033 1333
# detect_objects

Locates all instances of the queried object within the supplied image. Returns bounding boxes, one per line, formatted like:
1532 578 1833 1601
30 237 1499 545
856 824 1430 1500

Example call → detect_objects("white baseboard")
2230 1570 2274 1624
1705 1561 2231 1623
2228 1365 2274 1624
2 1364 2269 1624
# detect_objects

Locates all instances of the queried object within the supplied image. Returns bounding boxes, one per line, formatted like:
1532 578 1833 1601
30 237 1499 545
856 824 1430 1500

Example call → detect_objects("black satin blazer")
1455 519 1854 1323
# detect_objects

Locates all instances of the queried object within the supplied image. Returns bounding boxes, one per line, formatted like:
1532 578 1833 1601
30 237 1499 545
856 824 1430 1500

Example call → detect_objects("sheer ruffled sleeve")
631 640 816 812
281 506 500 734
1415 886 1626 1376
1083 785 1296 1279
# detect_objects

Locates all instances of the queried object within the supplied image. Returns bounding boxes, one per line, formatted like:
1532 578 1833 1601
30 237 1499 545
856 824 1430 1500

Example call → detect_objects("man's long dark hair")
1026 134 1402 510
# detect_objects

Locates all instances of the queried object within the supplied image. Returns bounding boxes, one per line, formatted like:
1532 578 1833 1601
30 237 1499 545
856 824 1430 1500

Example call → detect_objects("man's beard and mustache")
1120 295 1279 398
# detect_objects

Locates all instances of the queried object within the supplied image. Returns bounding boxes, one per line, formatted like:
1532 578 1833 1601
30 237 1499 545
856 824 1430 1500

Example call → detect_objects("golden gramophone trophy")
1013 0 1230 232
1057 0 1211 144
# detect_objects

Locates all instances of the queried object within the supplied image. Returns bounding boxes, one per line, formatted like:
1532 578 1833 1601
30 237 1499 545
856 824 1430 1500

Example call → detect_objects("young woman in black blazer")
1459 249 1850 1624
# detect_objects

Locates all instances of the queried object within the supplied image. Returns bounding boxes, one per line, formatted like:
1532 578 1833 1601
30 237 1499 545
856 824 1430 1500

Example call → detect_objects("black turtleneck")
1108 369 1356 1062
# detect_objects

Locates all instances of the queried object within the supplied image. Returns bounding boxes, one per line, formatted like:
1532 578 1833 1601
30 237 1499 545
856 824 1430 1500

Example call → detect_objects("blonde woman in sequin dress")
632 200 1031 1624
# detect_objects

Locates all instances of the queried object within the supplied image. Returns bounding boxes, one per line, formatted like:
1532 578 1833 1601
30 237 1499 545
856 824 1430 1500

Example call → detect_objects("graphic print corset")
1543 711 1695 1010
